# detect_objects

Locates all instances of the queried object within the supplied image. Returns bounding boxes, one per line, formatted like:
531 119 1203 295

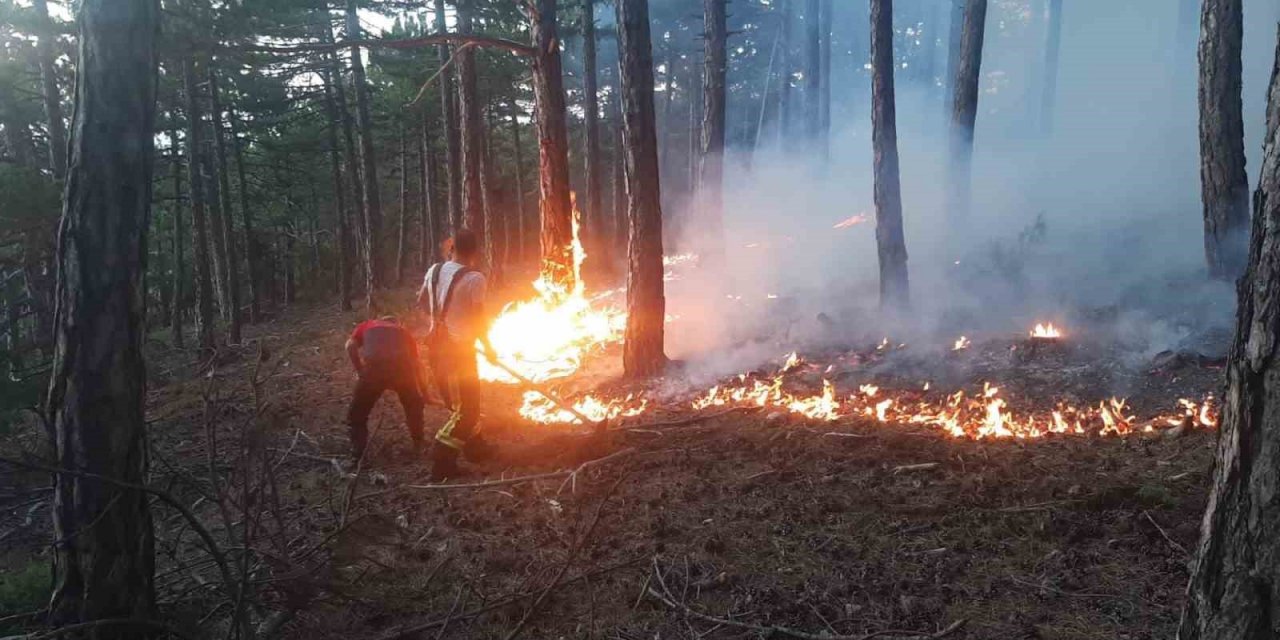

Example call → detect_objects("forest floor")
0 282 1226 640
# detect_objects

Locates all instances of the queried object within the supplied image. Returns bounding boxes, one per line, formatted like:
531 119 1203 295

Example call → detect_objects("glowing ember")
953 336 971 351
519 391 647 424
478 201 625 383
1030 323 1063 339
833 213 870 229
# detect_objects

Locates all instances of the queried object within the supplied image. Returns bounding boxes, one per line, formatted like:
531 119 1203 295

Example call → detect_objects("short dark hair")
454 229 479 259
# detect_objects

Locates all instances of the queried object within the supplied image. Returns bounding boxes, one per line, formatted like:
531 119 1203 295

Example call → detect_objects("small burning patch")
1030 323 1063 339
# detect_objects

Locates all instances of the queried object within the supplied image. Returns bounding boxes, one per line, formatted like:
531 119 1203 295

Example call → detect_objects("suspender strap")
428 263 475 323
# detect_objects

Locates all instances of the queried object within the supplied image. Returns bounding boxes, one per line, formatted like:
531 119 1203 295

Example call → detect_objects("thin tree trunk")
457 0 486 253
169 122 185 348
182 57 216 352
700 0 727 261
687 56 700 203
482 107 502 275
201 92 230 328
1040 0 1062 137
346 0 384 307
582 0 605 272
871 0 909 308
612 96 627 256
434 0 463 232
944 0 964 118
804 0 820 140
208 66 241 344
531 0 576 288
1199 0 1249 281
228 112 261 323
46 0 157 626
1179 32 1280 638
396 125 408 285
509 105 529 264
420 106 438 268
946 0 987 226
4 275 21 378
32 0 67 179
616 0 668 378
324 21 367 299
661 46 675 182
322 58 353 311
284 227 296 304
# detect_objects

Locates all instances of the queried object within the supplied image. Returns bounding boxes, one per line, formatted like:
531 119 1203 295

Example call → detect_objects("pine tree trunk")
47 0 157 626
946 0 987 225
170 122 185 348
509 105 528 264
687 57 700 201
346 0 384 307
612 97 627 256
700 0 727 261
1179 33 1280 638
208 67 241 344
481 107 503 274
531 0 576 288
457 0 486 252
804 0 821 140
228 112 261 323
1199 0 1249 281
616 0 668 378
420 106 439 268
396 126 408 285
201 88 231 328
434 0 464 233
182 57 216 352
944 0 964 116
871 0 909 308
32 0 66 179
582 0 606 272
1040 0 1062 137
323 60 353 311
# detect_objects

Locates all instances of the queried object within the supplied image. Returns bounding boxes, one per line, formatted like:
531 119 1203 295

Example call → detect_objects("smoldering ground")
655 0 1276 387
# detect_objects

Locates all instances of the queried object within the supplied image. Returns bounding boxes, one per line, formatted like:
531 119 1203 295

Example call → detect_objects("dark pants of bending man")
347 359 425 458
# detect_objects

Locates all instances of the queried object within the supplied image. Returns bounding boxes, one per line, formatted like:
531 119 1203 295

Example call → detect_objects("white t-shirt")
422 261 487 342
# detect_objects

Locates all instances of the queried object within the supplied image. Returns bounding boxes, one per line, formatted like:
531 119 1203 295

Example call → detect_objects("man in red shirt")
344 316 424 460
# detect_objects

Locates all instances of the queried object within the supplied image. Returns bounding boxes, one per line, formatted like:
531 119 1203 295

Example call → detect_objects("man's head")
453 229 480 264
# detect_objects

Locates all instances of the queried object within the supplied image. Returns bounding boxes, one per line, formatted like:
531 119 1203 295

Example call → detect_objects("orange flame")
833 213 870 229
1030 323 1063 339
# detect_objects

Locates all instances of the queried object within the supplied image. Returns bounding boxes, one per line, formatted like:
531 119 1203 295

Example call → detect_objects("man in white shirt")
417 230 495 480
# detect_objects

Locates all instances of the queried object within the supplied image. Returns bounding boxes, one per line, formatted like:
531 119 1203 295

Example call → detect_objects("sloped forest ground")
0 284 1224 640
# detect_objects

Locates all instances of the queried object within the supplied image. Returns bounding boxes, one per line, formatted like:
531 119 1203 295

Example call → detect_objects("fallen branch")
1142 510 1189 557
403 447 638 492
892 462 940 474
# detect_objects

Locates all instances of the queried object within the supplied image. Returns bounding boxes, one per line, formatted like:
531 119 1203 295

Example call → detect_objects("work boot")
430 445 462 482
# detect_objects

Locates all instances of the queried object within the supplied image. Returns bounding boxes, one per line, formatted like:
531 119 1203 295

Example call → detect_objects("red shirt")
350 320 419 361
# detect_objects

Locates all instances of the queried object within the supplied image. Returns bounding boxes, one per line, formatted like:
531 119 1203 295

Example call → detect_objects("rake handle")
487 357 603 428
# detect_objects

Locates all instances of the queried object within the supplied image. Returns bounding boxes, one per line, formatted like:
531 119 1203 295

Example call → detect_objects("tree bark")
32 0 67 179
1179 32 1280 639
944 0 964 117
207 66 241 344
346 0 384 307
169 122 184 348
1040 0 1062 137
531 0 576 288
481 106 503 274
182 57 216 352
458 0 486 253
396 125 408 285
323 20 367 298
700 0 727 261
201 87 231 329
228 112 261 323
582 0 606 273
1199 0 1249 281
871 0 909 308
46 0 157 627
804 0 820 140
420 105 439 268
434 0 464 232
322 57 353 311
612 95 627 256
946 0 987 225
616 0 668 378
509 105 529 264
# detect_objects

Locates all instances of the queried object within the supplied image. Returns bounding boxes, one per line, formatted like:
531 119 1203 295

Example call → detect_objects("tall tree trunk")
323 21 367 298
582 0 606 273
346 0 384 307
612 96 627 256
169 123 184 348
420 106 439 268
323 59 353 311
531 0 576 288
1040 0 1062 137
944 0 964 118
396 125 408 285
509 105 529 264
228 112 261 323
481 107 502 275
804 0 821 140
616 0 668 377
32 0 67 179
871 0 909 308
284 227 296 304
1199 0 1249 281
457 0 486 253
687 52 701 204
946 0 987 226
182 57 216 352
47 0 157 626
700 0 727 261
208 66 241 344
201 84 230 328
660 46 675 184
434 0 464 232
818 0 832 156
1179 33 1280 638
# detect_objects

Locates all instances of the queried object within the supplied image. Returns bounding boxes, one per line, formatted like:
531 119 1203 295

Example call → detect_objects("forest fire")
1030 323 1063 339
478 208 626 383
518 391 648 424
953 336 971 351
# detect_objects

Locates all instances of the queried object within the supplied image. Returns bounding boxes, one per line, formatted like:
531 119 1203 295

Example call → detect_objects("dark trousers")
430 343 481 451
346 363 424 455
